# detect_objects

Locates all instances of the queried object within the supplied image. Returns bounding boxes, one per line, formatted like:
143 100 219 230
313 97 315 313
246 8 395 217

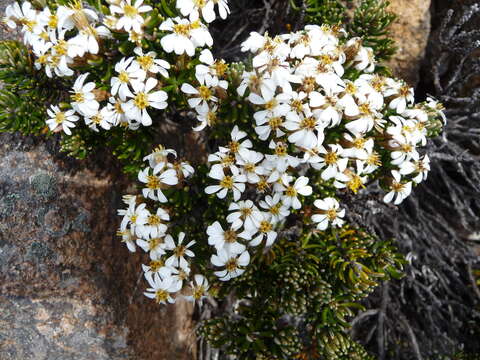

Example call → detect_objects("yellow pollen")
259 220 272 233
37 54 48 64
148 237 163 250
190 20 201 29
220 155 235 166
401 144 413 153
91 114 102 124
55 112 65 124
137 55 154 70
320 54 334 65
300 116 316 130
207 111 217 125
220 176 233 189
257 178 268 192
53 40 68 56
147 175 161 189
392 181 405 192
20 18 36 31
359 103 372 115
270 204 280 215
155 289 169 303
198 85 212 100
213 61 228 77
399 85 410 97
40 31 49 41
149 259 164 272
302 76 316 92
367 152 381 166
291 99 303 112
275 143 288 156
123 4 138 18
114 101 124 114
285 186 297 197
71 92 84 103
326 209 337 221
265 99 277 110
225 258 238 272
48 14 57 28
173 23 190 36
347 174 364 193
244 163 255 173
371 76 385 92
228 140 239 153
268 117 282 130
353 138 366 149
148 214 162 226
134 92 149 109
174 245 186 257
224 230 237 243
118 71 130 83
324 151 338 165
345 82 356 94
130 215 138 223
193 285 206 300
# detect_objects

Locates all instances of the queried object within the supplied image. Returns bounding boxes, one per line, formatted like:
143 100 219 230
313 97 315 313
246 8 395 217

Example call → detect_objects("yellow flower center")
193 285 206 300
326 209 337 221
228 140 239 153
285 186 297 197
345 82 357 94
148 214 162 226
300 116 316 130
347 174 364 193
130 215 138 223
268 117 282 130
290 99 303 113
324 151 338 165
225 258 238 272
137 55 154 71
224 230 237 243
71 92 85 103
270 204 281 215
220 176 233 189
198 85 212 101
367 152 381 166
265 99 277 110
359 103 372 115
244 163 255 173
275 143 288 156
147 175 161 189
155 289 169 303
148 237 163 250
213 61 228 77
173 23 191 36
149 259 164 272
392 181 405 192
174 245 186 257
399 85 410 97
353 137 366 149
118 70 130 83
123 4 138 18
259 220 272 233
55 112 65 124
53 40 68 56
134 92 149 109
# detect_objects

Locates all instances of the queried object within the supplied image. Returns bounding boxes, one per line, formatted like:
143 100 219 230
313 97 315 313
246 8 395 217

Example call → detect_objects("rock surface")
386 0 432 85
0 134 197 360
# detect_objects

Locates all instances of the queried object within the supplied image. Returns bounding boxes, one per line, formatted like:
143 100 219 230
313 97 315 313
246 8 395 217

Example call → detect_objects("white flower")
184 274 210 303
123 78 168 126
176 0 216 23
213 0 230 19
193 102 218 131
249 214 277 247
205 164 246 201
226 200 263 232
309 89 343 128
284 106 325 149
342 133 374 160
279 176 312 210
70 73 99 117
144 272 179 304
141 257 172 278
117 229 136 252
383 170 412 205
312 197 345 230
181 74 220 109
207 221 249 254
211 249 250 281
46 105 79 135
118 200 149 236
137 207 169 238
143 146 177 168
84 106 115 131
138 165 178 202
134 47 170 78
236 150 266 183
196 49 229 83
137 235 167 259
259 194 290 224
160 17 213 57
219 125 253 159
111 57 146 101
333 167 367 194
164 232 196 269
399 155 430 183
110 0 152 33
68 25 111 57
311 144 348 180
384 80 414 114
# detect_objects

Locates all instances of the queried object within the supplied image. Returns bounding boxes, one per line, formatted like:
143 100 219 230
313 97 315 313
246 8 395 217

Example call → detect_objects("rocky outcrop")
386 0 432 85
0 134 196 360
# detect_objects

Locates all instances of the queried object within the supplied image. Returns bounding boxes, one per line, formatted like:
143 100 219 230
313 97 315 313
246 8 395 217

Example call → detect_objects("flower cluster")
201 27 445 281
4 0 226 133
117 146 213 304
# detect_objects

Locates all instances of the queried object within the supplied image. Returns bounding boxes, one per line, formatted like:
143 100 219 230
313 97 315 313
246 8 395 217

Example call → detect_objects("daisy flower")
70 72 99 117
279 176 312 210
311 144 349 181
133 47 170 78
249 214 277 247
138 165 178 202
123 78 168 126
184 274 210 303
207 221 249 254
110 0 152 33
111 57 146 101
259 194 290 224
383 170 412 205
137 207 170 238
46 105 79 135
312 197 345 230
211 249 250 281
144 272 180 304
205 164 246 201
164 232 196 269
226 200 263 232
160 17 213 57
